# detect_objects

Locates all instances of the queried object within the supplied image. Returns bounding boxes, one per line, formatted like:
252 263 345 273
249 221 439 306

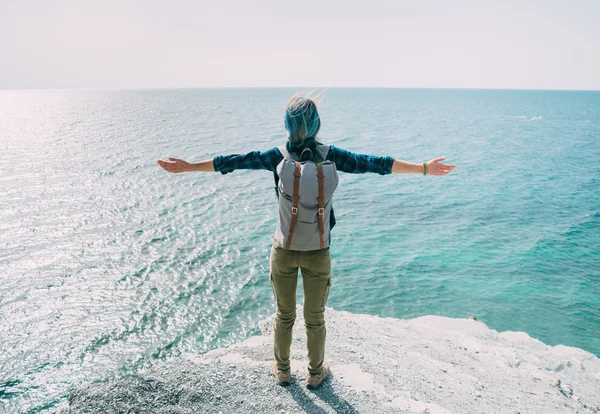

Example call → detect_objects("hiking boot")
271 362 291 386
306 362 330 389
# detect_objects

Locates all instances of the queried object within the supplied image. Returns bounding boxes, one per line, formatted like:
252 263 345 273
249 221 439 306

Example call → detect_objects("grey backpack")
274 145 339 251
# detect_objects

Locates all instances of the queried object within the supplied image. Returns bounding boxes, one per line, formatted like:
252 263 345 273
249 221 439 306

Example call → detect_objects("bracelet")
423 162 427 176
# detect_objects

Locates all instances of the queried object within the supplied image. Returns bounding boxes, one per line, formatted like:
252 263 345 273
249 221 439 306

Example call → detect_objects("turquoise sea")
1 88 599 412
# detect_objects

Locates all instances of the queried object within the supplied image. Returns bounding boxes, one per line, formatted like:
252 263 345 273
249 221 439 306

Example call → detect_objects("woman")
157 93 456 389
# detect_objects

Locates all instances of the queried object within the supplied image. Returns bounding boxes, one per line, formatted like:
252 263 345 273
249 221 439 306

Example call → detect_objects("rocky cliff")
63 306 600 413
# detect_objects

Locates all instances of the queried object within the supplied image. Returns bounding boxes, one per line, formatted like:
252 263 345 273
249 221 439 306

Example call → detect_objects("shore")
62 306 600 413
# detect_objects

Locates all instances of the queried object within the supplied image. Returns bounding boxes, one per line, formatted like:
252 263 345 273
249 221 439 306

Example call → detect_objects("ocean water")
0 88 599 412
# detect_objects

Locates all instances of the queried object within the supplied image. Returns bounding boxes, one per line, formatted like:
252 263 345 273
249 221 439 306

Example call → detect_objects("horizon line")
1 86 600 93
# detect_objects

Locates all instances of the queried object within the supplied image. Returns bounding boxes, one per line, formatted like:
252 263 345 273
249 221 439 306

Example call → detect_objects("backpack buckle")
318 208 324 216
292 207 298 215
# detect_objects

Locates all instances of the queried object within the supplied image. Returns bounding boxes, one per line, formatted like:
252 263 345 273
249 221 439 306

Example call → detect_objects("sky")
0 0 599 90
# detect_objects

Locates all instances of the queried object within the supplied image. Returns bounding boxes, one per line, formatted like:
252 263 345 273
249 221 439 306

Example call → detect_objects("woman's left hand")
157 157 192 173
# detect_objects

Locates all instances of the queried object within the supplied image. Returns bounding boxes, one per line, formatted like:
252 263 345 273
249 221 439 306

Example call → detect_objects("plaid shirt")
212 146 395 232
212 145 395 175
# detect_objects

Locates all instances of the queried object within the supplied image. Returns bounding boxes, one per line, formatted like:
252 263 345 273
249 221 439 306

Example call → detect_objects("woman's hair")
284 92 325 162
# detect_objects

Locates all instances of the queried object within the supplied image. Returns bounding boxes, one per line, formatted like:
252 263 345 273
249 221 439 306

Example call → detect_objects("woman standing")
157 93 456 389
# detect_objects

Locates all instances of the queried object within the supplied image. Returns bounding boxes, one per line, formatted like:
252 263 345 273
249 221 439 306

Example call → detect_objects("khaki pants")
269 239 332 375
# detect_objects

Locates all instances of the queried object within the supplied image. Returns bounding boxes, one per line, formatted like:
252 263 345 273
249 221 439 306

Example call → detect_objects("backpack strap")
273 172 279 199
315 143 330 161
278 145 293 160
285 161 302 249
316 163 325 249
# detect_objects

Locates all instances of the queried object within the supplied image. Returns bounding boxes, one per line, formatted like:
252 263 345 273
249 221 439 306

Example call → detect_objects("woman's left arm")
157 158 214 173
157 147 283 175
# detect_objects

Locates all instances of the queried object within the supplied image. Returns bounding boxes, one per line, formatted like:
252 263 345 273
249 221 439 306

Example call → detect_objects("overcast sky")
1 0 599 90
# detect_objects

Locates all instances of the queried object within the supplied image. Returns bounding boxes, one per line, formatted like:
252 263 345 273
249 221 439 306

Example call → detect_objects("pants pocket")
321 278 331 307
270 273 277 302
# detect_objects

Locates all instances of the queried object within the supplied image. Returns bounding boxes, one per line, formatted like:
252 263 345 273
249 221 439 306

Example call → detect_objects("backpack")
274 145 339 251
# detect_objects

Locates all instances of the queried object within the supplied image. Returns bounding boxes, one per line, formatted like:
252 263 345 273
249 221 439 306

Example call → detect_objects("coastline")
62 306 600 413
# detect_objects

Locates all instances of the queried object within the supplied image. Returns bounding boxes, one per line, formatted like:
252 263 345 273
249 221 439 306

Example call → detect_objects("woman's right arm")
328 146 395 175
329 146 455 176
392 157 455 175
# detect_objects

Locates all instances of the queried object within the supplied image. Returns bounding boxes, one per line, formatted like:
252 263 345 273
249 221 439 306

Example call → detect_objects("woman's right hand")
426 157 456 176
157 157 192 173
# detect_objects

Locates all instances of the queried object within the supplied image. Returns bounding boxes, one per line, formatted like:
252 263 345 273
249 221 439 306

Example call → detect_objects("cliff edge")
63 306 600 413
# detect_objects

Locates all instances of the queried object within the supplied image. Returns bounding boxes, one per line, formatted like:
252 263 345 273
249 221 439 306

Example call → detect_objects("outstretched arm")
157 147 283 175
329 146 456 176
392 156 455 175
157 158 214 173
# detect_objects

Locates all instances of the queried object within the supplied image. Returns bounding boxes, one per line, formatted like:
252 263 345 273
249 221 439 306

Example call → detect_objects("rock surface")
63 306 600 413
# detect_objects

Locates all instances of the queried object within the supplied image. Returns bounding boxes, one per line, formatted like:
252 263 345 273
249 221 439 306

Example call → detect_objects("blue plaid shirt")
212 145 395 230
213 145 395 175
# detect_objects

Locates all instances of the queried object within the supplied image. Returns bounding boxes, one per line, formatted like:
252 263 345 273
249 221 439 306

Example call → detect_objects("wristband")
423 162 427 176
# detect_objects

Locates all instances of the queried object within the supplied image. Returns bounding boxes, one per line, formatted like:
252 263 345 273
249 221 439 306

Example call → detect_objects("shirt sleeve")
212 147 283 175
327 145 395 175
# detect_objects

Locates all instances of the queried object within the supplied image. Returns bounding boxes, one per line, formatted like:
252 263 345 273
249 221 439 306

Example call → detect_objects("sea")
1 88 599 413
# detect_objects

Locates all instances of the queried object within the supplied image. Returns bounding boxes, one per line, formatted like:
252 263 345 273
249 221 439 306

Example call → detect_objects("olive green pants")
269 240 332 375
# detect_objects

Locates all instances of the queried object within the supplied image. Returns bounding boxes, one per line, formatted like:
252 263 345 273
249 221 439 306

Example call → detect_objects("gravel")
62 306 600 413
